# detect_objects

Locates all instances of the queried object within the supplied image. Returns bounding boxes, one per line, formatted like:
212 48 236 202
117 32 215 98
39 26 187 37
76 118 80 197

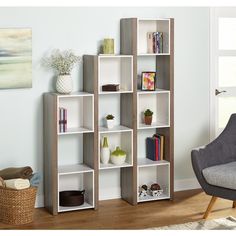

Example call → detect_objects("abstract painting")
141 71 156 91
0 28 32 89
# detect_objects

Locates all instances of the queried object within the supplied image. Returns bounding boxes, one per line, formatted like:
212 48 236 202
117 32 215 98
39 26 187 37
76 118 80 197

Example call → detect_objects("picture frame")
141 72 156 91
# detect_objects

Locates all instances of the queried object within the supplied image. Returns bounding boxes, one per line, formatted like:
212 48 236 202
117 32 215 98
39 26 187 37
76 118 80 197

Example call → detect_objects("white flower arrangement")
42 49 81 75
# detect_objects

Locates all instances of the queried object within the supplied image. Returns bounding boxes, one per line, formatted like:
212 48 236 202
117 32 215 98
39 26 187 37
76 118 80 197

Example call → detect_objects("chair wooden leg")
233 201 236 208
203 196 217 219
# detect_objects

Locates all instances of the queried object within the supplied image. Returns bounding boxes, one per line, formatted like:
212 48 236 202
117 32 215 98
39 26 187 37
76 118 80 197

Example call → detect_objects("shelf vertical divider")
83 55 99 209
43 93 58 215
120 18 138 205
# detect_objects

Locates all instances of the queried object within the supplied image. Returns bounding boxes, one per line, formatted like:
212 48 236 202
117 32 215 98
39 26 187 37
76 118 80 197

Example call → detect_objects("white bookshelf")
57 93 94 135
98 55 133 94
137 164 170 203
58 171 94 212
137 91 170 129
99 130 133 170
137 19 170 55
99 125 132 134
58 164 93 175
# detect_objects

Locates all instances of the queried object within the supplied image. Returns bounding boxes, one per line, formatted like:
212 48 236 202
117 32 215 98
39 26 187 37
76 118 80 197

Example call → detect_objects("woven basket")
0 187 37 225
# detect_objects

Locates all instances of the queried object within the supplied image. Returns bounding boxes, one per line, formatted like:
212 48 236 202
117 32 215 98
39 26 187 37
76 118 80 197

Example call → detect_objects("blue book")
146 137 156 161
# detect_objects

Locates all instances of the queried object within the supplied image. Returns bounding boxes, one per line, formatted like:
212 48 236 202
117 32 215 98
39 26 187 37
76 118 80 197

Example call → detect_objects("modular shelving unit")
44 17 174 215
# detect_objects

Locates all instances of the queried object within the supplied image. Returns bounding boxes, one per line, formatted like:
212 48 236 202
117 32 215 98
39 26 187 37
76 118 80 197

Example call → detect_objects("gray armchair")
191 113 236 218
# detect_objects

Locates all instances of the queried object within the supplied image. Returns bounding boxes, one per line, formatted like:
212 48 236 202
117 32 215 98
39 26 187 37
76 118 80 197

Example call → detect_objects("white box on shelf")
98 55 133 94
137 91 170 129
57 92 94 135
58 171 94 212
137 19 170 55
99 131 133 170
137 163 170 203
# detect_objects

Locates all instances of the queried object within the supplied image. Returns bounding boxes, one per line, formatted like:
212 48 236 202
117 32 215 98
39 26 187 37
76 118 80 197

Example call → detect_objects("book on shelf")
147 32 163 54
146 134 164 161
59 107 67 133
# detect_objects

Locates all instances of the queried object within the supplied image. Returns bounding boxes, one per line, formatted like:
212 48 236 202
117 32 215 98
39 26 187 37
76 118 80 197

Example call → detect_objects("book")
153 134 164 160
147 32 164 54
146 137 156 161
58 107 67 133
147 32 153 53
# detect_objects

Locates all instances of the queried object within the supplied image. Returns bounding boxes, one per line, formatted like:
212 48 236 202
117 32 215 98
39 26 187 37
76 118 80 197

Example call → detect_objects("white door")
210 8 236 139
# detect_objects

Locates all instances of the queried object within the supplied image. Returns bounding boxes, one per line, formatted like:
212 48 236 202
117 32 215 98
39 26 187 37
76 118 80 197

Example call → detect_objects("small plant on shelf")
144 109 153 125
105 114 115 129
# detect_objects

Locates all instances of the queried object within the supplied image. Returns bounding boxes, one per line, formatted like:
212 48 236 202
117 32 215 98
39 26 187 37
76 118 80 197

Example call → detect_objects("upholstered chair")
191 113 236 218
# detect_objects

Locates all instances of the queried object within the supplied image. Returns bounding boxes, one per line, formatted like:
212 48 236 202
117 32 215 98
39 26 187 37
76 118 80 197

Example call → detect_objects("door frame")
210 7 236 140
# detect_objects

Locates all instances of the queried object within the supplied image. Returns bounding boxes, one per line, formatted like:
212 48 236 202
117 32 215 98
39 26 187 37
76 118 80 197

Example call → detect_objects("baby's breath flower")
42 49 81 75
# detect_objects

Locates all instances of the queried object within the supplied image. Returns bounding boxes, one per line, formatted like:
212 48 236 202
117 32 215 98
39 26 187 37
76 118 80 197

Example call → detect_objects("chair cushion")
202 161 236 190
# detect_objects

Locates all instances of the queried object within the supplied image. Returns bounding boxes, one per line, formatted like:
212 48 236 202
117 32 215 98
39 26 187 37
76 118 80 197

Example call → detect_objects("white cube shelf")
98 55 133 94
58 134 83 166
58 171 94 212
99 131 133 169
137 90 170 129
138 19 170 55
57 92 94 135
137 164 170 202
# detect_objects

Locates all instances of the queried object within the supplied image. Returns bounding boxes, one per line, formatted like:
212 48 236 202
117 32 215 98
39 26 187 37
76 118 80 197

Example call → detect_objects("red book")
155 137 159 161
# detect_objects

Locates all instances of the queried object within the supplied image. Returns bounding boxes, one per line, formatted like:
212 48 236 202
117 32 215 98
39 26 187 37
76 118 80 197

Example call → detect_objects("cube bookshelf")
137 163 170 202
44 17 174 215
137 19 170 55
58 170 94 212
57 92 94 135
99 131 133 170
121 17 174 204
98 55 133 94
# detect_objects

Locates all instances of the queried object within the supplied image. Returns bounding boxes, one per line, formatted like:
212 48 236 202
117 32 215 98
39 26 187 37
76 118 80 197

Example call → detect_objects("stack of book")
146 134 164 161
147 32 163 54
59 107 67 133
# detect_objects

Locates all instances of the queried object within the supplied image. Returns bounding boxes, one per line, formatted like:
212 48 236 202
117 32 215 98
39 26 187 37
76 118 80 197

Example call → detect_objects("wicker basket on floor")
0 187 37 225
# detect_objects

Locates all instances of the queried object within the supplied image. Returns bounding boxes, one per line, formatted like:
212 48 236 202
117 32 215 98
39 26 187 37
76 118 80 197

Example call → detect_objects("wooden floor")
1 189 236 229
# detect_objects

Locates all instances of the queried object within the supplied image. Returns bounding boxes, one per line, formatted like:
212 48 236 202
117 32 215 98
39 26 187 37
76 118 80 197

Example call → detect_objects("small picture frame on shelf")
141 72 156 91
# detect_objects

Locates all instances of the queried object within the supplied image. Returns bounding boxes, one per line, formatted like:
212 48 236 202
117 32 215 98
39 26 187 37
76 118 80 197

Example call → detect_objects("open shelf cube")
137 163 170 203
99 131 133 170
137 91 170 129
58 171 94 212
57 92 94 135
98 55 133 94
138 19 170 55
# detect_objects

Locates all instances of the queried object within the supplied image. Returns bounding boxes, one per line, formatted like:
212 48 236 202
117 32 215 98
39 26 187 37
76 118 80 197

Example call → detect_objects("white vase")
101 147 110 164
56 74 73 94
106 119 115 129
101 137 110 164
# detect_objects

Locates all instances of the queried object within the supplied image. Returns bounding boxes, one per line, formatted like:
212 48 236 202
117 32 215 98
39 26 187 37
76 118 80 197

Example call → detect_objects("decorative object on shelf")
100 137 110 164
42 49 81 94
59 190 85 207
102 84 120 92
102 38 115 54
144 109 153 125
0 28 32 89
139 184 148 197
141 72 156 91
110 146 126 165
106 114 115 129
147 32 163 54
150 183 163 197
146 134 165 161
59 107 67 133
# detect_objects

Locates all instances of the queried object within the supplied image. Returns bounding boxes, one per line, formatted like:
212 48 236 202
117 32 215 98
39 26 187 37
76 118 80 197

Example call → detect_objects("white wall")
0 7 209 206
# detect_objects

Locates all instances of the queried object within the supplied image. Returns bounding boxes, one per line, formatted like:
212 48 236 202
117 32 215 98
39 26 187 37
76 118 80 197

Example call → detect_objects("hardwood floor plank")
1 189 236 229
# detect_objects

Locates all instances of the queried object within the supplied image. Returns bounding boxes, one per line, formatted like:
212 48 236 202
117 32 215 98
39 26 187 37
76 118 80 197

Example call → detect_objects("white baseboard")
174 177 201 192
35 194 44 208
